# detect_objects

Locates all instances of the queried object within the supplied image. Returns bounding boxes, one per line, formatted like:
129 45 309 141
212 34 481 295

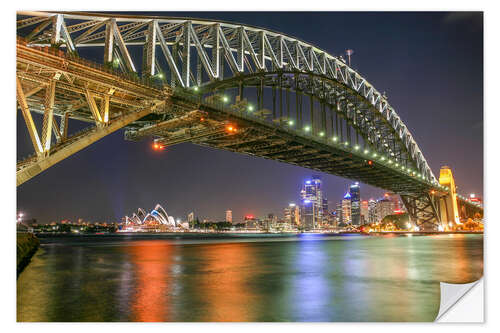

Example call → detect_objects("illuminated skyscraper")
368 199 377 223
376 198 393 222
342 192 352 224
336 202 343 225
300 176 326 230
349 182 361 225
225 210 232 223
284 203 300 226
360 200 369 224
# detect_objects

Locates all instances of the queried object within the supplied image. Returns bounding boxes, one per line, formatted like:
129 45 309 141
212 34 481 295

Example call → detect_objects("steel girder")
16 39 168 185
400 193 443 227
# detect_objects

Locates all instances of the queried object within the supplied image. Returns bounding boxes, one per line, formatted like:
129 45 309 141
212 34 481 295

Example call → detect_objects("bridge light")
226 124 237 133
248 105 254 111
354 145 360 150
430 190 436 195
193 86 199 92
395 163 399 167
372 153 377 157
158 73 164 79
364 149 369 154
381 157 385 161
332 136 338 142
223 96 229 103
344 141 349 146
319 131 325 137
304 126 311 132
288 120 294 126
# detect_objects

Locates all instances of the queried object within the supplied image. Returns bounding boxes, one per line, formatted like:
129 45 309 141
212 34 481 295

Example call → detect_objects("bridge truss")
16 11 482 227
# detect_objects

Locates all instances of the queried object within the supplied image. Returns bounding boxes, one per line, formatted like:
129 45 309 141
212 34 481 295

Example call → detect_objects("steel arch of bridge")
17 11 436 182
16 11 483 225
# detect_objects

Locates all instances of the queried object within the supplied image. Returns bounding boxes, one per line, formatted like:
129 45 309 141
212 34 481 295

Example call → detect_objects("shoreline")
34 230 484 237
16 232 39 277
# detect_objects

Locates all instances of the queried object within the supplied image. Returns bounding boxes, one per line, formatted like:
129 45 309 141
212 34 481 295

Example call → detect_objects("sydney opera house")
123 204 185 231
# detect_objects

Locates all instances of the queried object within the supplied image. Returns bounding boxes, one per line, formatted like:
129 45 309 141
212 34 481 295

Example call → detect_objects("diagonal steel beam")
16 76 43 154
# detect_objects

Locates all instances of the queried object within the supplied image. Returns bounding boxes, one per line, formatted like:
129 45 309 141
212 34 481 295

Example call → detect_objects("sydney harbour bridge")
16 11 482 229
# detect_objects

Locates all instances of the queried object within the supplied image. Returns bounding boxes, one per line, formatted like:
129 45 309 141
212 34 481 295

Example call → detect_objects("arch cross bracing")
16 11 482 224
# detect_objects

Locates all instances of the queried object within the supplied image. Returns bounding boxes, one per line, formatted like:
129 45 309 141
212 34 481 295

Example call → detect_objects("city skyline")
16 12 483 224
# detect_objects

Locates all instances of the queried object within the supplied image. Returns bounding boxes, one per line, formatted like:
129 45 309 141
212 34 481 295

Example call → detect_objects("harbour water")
17 233 483 322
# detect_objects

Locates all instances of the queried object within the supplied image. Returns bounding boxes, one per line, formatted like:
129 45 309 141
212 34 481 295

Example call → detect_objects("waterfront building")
468 193 483 207
376 198 394 222
361 200 369 224
336 202 343 225
225 210 232 223
386 193 401 211
368 199 377 223
244 215 259 229
349 183 361 225
300 176 326 230
342 192 352 224
284 203 301 227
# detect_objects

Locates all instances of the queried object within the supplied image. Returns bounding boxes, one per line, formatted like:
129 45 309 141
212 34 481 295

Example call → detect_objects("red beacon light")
153 142 164 150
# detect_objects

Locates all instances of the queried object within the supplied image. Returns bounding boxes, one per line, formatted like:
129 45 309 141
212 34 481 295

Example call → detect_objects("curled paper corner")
435 278 484 322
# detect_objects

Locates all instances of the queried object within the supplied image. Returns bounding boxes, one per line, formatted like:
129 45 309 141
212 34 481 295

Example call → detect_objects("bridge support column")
439 166 460 228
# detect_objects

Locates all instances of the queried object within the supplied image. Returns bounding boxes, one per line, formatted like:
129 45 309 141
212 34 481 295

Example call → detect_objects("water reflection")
291 238 331 321
177 242 258 321
125 240 175 322
17 234 483 322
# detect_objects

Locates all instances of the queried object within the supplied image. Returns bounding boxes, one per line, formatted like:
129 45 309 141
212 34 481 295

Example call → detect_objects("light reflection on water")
17 233 483 322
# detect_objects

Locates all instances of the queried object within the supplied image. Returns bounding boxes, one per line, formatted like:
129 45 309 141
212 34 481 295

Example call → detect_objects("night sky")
16 12 483 224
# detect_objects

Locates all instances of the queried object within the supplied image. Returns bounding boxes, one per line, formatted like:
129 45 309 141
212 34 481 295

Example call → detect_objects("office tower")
225 210 232 223
342 192 352 224
349 182 361 225
300 176 326 230
285 203 300 226
360 200 369 224
368 199 377 223
376 198 393 222
336 202 343 225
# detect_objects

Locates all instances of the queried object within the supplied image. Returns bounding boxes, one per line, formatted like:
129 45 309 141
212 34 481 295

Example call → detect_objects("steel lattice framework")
16 11 482 226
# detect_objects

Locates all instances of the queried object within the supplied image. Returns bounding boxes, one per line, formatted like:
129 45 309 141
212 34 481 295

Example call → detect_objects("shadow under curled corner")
435 278 484 322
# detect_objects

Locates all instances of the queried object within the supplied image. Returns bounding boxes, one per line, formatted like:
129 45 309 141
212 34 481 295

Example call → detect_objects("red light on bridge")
152 143 164 151
430 190 436 195
226 124 237 133
367 160 373 165
200 117 205 122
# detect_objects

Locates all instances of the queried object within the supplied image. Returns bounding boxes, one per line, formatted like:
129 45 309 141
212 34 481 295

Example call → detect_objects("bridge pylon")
438 166 460 228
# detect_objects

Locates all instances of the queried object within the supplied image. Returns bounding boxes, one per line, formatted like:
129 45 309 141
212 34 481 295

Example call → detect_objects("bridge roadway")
15 11 482 226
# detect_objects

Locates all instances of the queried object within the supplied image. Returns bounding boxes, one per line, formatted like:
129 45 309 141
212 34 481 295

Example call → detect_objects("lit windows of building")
300 176 326 230
225 210 232 223
349 183 361 226
342 192 352 224
361 200 369 224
